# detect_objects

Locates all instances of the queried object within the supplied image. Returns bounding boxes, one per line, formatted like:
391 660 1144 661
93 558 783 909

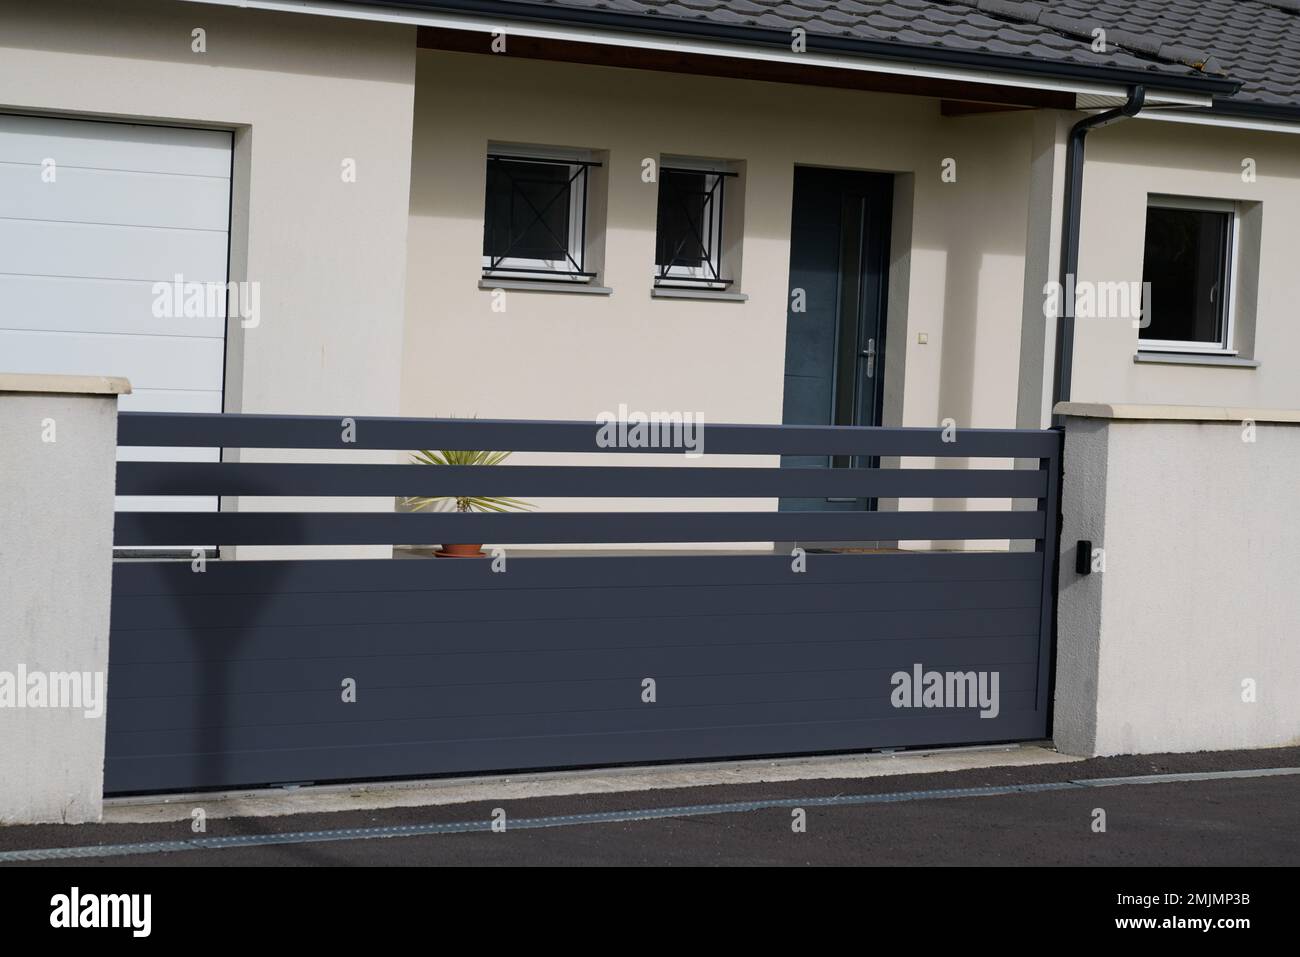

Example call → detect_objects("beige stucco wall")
1054 406 1300 756
0 376 127 823
1071 117 1300 409
0 0 418 558
405 50 1040 434
403 50 1044 535
0 0 416 420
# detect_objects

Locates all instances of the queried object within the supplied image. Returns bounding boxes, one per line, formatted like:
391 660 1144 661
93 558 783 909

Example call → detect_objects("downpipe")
1050 85 1146 424
1043 86 1144 742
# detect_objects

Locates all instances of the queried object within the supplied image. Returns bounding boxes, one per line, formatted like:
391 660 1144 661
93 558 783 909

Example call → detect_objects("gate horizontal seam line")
105 681 1042 705
104 692 1043 735
110 574 1041 601
108 643 1042 668
107 633 1042 665
112 553 1038 579
106 626 1040 649
109 728 1055 774
108 602 1043 634
105 695 1045 729
104 716 1047 762
109 660 1042 681
110 713 1045 740
104 661 1041 697
113 551 1036 568
114 554 1038 565
109 713 1044 739
104 676 1045 704
106 661 1047 681
115 508 1043 515
108 583 1040 600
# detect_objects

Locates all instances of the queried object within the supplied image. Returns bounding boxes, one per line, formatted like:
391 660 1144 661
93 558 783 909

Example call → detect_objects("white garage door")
0 113 232 519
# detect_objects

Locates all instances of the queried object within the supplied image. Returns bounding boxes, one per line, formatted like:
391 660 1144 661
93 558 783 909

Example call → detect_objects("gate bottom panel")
105 553 1050 793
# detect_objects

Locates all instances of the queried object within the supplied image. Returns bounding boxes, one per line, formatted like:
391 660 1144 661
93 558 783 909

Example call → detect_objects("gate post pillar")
1053 401 1300 756
0 374 128 824
1049 412 1111 756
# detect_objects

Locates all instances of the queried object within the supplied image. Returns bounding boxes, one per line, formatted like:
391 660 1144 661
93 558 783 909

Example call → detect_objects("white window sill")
651 287 748 302
479 278 612 295
1134 352 1259 368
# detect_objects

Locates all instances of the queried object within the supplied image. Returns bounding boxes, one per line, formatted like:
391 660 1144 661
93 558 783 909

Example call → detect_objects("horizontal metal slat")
110 577 1041 631
109 551 1043 596
113 508 1047 546
115 461 1049 499
117 411 1063 458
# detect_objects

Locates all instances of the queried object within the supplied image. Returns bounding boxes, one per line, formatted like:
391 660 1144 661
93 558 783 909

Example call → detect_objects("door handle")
860 338 876 378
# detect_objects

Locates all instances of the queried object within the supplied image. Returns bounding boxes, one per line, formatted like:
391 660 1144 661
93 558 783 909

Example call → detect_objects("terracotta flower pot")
434 543 486 558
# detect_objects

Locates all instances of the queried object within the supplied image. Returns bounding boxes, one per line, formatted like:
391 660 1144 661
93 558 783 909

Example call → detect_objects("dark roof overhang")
358 0 1242 98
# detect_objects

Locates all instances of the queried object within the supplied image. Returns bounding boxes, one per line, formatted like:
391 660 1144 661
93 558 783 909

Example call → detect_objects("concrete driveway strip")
0 746 1297 866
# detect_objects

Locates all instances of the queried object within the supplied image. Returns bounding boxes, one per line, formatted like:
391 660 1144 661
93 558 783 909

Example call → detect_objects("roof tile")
486 1 1300 112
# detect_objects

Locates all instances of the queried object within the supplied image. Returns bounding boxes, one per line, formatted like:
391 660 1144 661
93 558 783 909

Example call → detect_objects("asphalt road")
3 747 1298 866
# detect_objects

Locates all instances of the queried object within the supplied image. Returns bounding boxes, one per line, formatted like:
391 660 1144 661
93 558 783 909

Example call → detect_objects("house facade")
4 0 1299 447
3 0 1300 820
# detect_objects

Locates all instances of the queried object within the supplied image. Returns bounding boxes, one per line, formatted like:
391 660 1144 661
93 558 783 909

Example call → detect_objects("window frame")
653 159 737 290
1138 195 1241 356
482 145 598 283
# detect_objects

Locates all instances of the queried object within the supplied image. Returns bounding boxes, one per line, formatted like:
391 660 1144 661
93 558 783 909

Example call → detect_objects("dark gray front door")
781 166 893 511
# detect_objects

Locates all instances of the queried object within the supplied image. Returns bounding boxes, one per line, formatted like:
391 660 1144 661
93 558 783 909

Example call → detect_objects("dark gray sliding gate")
107 413 1061 794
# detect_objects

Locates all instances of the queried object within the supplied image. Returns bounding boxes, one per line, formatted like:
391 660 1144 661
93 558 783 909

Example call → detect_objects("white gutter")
180 0 1213 108
1138 108 1300 135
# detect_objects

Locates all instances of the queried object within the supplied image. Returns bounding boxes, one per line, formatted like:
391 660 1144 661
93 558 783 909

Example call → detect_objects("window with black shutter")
482 151 597 281
654 164 735 287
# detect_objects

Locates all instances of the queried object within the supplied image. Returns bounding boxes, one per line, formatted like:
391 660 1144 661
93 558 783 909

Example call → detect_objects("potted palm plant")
403 448 532 557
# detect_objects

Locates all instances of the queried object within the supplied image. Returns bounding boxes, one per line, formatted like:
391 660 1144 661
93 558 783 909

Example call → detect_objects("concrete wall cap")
1054 401 1300 424
0 373 132 396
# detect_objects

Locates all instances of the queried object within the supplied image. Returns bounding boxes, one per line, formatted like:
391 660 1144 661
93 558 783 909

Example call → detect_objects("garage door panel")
118 389 223 414
0 114 232 177
2 115 230 526
0 219 228 282
0 164 230 231
0 275 226 338
0 329 224 391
